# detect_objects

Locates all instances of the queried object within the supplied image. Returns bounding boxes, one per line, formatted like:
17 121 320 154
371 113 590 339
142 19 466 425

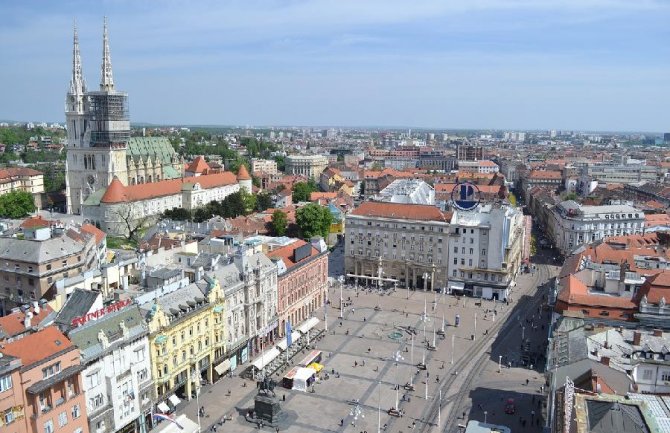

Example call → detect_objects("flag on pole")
286 320 292 347
152 412 184 430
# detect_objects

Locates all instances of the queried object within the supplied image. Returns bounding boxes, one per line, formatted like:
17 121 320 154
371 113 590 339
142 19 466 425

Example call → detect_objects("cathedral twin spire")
70 17 115 95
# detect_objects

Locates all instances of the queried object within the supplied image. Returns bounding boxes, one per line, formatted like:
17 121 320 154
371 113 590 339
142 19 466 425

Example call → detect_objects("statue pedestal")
254 395 283 424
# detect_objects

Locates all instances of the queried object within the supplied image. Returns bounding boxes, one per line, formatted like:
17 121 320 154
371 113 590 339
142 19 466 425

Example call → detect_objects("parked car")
505 398 516 414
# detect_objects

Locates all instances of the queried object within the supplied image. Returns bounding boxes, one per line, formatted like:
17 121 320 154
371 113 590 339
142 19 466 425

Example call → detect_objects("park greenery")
291 180 319 202
161 189 274 223
0 191 36 218
296 203 332 239
271 210 288 236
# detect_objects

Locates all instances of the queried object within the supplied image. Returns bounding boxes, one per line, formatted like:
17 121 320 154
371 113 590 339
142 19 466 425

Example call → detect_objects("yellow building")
140 275 226 404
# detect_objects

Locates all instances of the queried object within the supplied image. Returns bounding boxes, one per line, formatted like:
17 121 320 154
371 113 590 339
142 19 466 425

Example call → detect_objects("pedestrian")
478 403 484 410
282 394 286 402
276 428 280 433
462 411 466 419
526 378 529 386
436 375 439 382
363 317 366 322
354 361 358 367
340 321 343 327
340 419 344 426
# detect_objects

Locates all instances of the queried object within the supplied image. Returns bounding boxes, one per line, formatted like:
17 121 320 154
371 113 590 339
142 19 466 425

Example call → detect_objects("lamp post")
339 276 344 319
474 313 477 341
377 381 382 433
451 334 455 364
437 389 442 428
498 355 502 373
411 333 414 364
194 378 202 432
394 351 404 410
484 410 488 424
522 325 525 341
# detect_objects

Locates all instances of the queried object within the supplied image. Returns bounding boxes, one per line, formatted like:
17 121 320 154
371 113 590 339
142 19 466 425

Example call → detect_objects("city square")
170 250 559 433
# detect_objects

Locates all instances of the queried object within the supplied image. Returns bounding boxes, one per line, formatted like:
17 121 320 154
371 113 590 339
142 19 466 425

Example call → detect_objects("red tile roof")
528 170 562 180
186 156 210 174
267 239 320 270
237 164 251 181
635 271 670 305
1 326 74 368
557 275 636 309
350 202 451 222
310 192 337 201
20 215 53 229
100 172 238 204
0 304 53 340
80 223 106 244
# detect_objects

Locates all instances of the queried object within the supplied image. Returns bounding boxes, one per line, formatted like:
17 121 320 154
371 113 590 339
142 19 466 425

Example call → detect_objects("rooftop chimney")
654 329 663 337
24 311 33 329
32 300 40 315
633 331 642 346
601 356 610 366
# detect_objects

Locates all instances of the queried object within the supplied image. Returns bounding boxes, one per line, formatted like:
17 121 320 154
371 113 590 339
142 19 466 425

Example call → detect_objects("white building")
67 304 153 433
345 202 451 291
457 160 500 174
548 201 644 255
81 172 242 236
285 155 329 181
447 204 525 300
251 158 278 175
373 179 435 205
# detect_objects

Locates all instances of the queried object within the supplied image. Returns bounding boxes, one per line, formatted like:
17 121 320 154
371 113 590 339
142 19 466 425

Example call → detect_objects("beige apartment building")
285 155 328 181
345 202 452 291
0 222 101 315
251 158 278 175
0 167 45 208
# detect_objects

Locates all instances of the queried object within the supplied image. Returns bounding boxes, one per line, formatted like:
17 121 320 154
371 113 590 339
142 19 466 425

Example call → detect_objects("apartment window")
4 411 14 425
58 411 68 427
453 247 458 253
62 260 67 267
470 238 474 244
46 264 51 270
461 247 465 254
90 394 104 409
44 419 54 433
453 258 457 265
642 369 653 381
661 372 670 382
138 369 148 382
453 270 457 277
0 375 12 392
134 348 146 363
86 370 100 388
469 248 473 254
482 249 486 255
43 362 61 379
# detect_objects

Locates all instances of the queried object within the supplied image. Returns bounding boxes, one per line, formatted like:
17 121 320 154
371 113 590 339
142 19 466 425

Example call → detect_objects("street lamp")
394 351 404 409
484 410 488 424
377 381 382 433
339 276 344 319
194 378 202 432
522 325 525 341
498 355 502 373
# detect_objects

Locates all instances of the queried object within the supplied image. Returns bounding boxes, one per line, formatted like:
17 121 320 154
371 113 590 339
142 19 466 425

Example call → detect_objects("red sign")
71 299 132 327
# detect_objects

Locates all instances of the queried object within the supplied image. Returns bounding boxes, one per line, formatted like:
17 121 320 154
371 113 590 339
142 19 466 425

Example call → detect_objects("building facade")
0 167 45 208
457 160 499 174
268 239 328 338
67 305 152 433
285 155 328 181
0 225 100 315
81 173 240 236
547 201 644 255
345 202 451 291
0 327 89 433
251 159 277 176
139 275 225 405
447 204 525 300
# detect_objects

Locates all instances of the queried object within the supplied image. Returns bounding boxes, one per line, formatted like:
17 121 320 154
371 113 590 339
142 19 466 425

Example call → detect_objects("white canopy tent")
214 359 231 376
251 347 281 371
297 317 320 334
276 331 301 350
448 281 465 294
154 414 199 433
168 395 181 406
291 367 316 392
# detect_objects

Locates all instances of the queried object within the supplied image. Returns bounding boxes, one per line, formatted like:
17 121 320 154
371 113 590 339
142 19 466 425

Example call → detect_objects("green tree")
240 189 257 215
292 181 318 202
0 190 36 218
296 203 333 239
256 191 273 212
271 210 288 236
161 208 192 221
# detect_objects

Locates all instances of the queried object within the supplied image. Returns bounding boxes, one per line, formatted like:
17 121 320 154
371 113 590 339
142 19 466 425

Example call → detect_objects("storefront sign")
71 299 132 327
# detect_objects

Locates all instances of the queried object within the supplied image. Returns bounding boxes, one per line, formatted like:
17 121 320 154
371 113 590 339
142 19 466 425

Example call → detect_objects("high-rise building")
456 144 484 161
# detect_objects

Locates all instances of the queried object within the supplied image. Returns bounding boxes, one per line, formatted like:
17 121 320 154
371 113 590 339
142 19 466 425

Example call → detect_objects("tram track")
416 263 549 433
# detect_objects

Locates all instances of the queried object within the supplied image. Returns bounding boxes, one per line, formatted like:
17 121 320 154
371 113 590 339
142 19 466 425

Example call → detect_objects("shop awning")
276 331 301 350
157 402 170 413
251 347 281 370
448 281 465 292
297 317 320 334
214 359 231 376
168 395 181 406
308 362 324 373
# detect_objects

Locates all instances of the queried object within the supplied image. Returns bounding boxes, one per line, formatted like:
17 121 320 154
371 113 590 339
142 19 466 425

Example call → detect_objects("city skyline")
0 0 668 131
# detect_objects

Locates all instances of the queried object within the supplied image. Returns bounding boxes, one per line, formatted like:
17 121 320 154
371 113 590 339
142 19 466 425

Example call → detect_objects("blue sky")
0 0 668 131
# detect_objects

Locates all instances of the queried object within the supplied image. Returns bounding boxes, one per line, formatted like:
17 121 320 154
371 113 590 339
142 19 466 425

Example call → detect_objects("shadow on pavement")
466 387 544 433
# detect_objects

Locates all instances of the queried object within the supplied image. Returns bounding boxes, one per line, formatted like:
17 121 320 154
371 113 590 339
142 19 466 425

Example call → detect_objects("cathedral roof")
101 176 127 203
97 172 238 204
186 156 210 174
237 164 251 181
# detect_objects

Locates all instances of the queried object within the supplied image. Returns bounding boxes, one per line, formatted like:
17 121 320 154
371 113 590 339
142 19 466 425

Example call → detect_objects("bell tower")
65 18 129 214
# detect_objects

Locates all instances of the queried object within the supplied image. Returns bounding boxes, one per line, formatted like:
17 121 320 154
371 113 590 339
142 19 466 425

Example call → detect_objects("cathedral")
65 19 183 215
